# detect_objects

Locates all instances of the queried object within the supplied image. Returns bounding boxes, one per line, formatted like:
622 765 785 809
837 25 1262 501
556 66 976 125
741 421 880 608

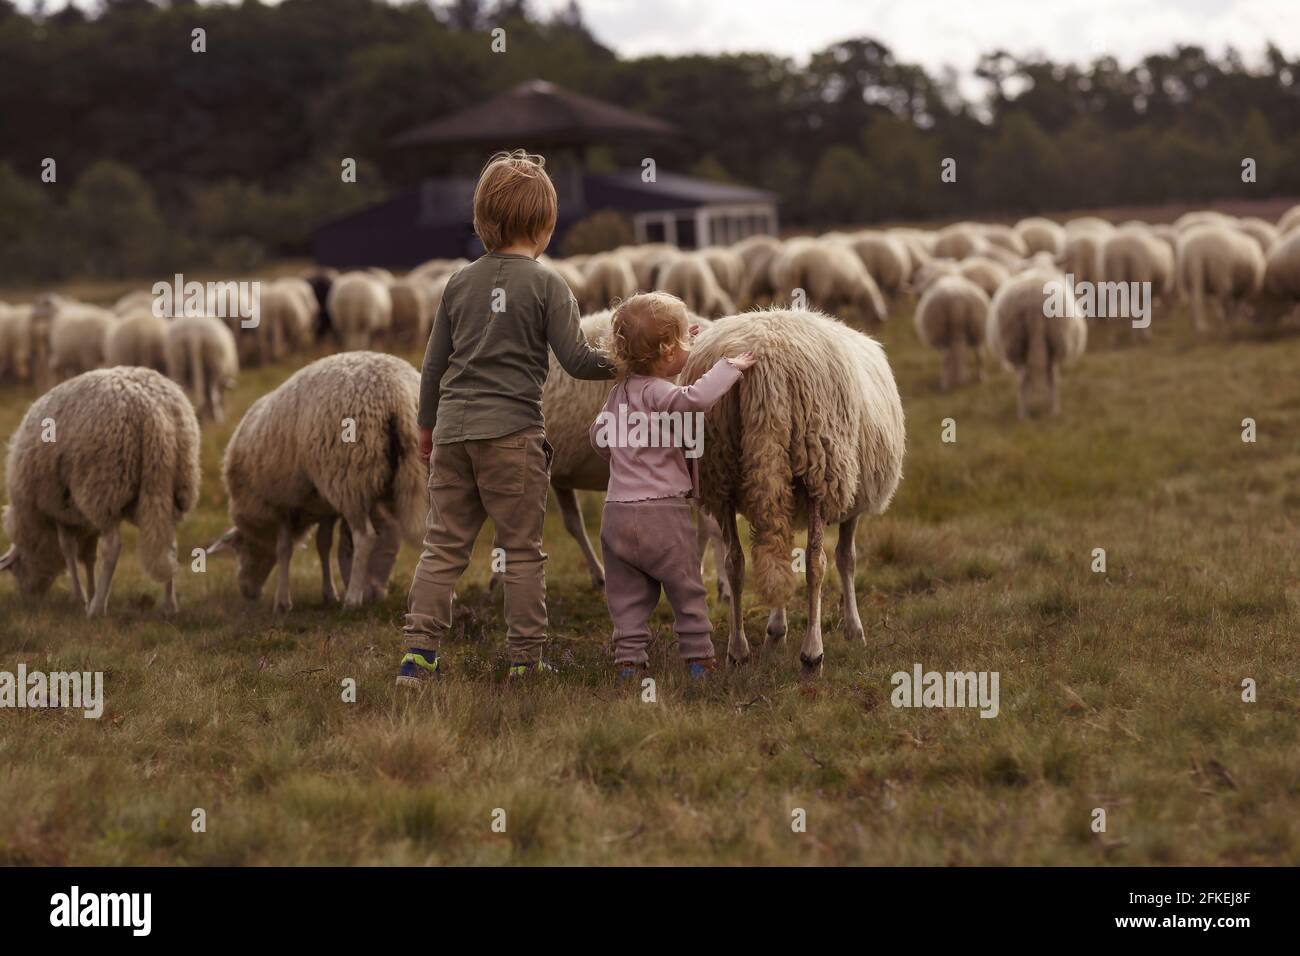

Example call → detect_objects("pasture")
1 274 1296 866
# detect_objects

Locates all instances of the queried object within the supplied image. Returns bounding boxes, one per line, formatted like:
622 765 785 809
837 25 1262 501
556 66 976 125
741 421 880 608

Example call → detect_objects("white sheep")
1278 204 1300 236
657 253 736 317
580 252 639 313
113 289 157 316
625 244 683 291
1 366 200 616
1060 231 1107 285
1263 229 1300 320
409 258 468 282
539 255 589 304
388 276 434 348
698 246 746 300
48 302 115 382
1102 227 1176 299
956 256 1011 298
164 315 239 424
1176 225 1265 331
987 269 1088 417
771 239 888 325
327 271 393 350
914 275 990 390
1015 217 1066 257
207 351 427 611
0 305 33 383
257 276 317 361
105 309 169 372
979 224 1030 258
681 309 906 674
932 223 986 260
417 273 451 345
733 234 784 305
847 232 912 295
1235 217 1279 255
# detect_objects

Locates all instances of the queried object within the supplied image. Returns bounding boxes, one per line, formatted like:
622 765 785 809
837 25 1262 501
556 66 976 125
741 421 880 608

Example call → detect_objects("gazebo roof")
392 79 679 148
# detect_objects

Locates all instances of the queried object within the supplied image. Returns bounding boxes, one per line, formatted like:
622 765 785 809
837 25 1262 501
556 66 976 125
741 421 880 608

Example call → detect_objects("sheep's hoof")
727 650 751 667
764 623 787 646
161 598 179 617
799 653 824 679
274 599 293 614
844 622 865 644
85 603 105 619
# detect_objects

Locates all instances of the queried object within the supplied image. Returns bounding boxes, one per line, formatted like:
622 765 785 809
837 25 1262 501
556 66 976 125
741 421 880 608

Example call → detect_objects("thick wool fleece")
3 366 200 586
680 308 906 606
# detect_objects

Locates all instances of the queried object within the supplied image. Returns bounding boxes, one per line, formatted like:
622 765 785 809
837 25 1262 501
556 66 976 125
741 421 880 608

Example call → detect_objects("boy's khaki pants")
404 425 552 662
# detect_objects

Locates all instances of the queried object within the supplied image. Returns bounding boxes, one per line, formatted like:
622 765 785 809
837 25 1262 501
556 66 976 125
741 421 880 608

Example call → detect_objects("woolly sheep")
1102 228 1176 297
733 234 784 305
956 256 1011 298
1263 229 1300 319
1 367 200 616
1235 217 1279 254
1278 204 1300 236
327 271 393 351
105 309 169 372
580 252 638 313
771 240 888 326
409 258 468 282
888 228 936 273
698 246 746 299
48 303 115 382
681 309 906 673
1060 231 1107 285
979 224 1030 258
1176 225 1265 331
1064 217 1115 237
1015 217 1066 257
847 232 911 294
164 315 239 424
0 305 33 383
207 352 426 611
914 275 990 390
932 224 986 260
254 278 314 363
657 253 736 317
417 274 451 344
113 289 157 316
624 244 683 291
1174 210 1235 233
987 269 1088 418
539 255 589 304
388 277 434 348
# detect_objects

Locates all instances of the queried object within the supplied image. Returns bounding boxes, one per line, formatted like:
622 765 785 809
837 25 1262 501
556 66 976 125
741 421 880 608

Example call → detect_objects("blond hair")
607 292 691 377
473 149 558 252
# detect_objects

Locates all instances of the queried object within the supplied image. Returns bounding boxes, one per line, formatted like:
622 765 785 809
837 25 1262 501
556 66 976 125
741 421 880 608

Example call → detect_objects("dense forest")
2 0 1298 278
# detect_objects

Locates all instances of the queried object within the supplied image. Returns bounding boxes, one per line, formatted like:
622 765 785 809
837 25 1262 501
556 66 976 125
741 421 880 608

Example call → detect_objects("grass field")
0 283 1297 866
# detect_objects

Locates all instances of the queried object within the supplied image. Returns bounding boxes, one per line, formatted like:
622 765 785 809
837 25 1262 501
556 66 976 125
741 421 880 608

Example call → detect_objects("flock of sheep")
2 202 1299 673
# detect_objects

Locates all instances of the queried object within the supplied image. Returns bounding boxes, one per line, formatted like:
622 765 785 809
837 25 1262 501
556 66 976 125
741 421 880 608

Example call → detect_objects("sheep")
956 256 1011 298
326 271 392 351
1176 225 1265 331
48 303 115 382
113 289 157 316
733 234 784 306
251 278 314 364
888 228 936 273
1100 227 1176 320
914 275 990 390
1060 231 1107 285
1 367 200 616
1277 204 1300 236
1064 217 1115 237
417 273 451 344
1015 217 1066 257
0 305 32 383
105 309 169 372
164 315 239 424
624 243 683 291
979 224 1030 258
1263 229 1300 320
932 223 986 260
305 268 337 340
1235 217 1279 255
409 258 468 282
388 276 434 348
681 309 906 674
657 253 736 317
987 269 1088 418
1174 210 1234 234
847 232 911 295
698 246 746 299
771 239 888 326
580 252 639 313
206 352 427 611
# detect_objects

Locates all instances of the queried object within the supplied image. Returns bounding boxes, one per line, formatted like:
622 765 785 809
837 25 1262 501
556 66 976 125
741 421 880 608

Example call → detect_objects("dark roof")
392 79 678 148
588 171 777 206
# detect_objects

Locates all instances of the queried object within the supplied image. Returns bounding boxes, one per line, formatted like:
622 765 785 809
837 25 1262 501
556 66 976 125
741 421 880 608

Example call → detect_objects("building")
312 80 779 268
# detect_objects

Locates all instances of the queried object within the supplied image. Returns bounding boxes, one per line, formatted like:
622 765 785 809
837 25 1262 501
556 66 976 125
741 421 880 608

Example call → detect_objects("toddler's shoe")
685 657 717 680
615 662 648 682
396 648 442 687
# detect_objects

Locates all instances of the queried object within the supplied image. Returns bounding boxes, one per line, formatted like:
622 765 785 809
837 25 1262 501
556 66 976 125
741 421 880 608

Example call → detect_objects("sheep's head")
206 526 275 600
0 507 60 597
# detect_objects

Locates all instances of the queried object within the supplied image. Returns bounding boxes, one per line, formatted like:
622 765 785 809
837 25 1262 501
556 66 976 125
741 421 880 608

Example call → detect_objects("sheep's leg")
941 344 960 391
86 524 121 618
698 511 732 602
799 498 826 677
971 340 984 383
273 524 294 613
765 606 787 647
342 517 377 607
837 515 864 644
316 519 338 604
364 506 401 602
57 525 86 609
162 576 178 616
721 504 750 666
555 486 604 588
209 382 225 425
1048 361 1061 417
337 520 354 590
78 534 97 603
1016 368 1031 420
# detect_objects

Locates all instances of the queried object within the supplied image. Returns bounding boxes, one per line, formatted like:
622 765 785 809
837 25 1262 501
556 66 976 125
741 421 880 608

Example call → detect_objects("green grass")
0 290 1297 866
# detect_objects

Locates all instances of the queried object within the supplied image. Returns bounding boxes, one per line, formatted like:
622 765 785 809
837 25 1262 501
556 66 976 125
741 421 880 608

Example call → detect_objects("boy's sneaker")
686 657 717 680
615 662 648 682
396 649 442 687
507 659 558 679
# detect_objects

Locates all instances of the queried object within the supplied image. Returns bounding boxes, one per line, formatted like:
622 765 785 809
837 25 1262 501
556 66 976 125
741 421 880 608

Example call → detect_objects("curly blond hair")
473 149 558 252
606 292 691 377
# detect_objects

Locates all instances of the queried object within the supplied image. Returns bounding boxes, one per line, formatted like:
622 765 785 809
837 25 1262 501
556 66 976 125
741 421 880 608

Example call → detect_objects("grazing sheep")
1278 204 1300 236
910 258 960 295
734 235 784 306
164 315 239 424
1174 210 1234 234
327 272 393 350
105 310 169 372
207 352 426 611
681 309 906 674
625 244 682 291
1061 231 1107 285
48 303 115 382
1015 217 1066 257
0 305 33 383
1263 229 1300 319
1176 225 1265 331
409 258 468 283
771 240 888 326
580 252 638 313
847 232 912 295
914 275 990 390
1064 217 1115 237
1103 228 1175 295
417 274 451 345
113 289 157 316
1 367 200 616
932 223 986 260
305 268 337 340
956 256 1011 298
888 228 936 273
987 270 1088 418
255 278 314 363
979 224 1030 258
657 253 736 317
388 277 434 348
699 246 746 299
1235 217 1279 255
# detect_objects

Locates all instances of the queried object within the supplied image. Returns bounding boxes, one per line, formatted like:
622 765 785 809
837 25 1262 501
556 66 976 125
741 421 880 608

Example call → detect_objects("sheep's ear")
0 546 17 572
206 527 240 556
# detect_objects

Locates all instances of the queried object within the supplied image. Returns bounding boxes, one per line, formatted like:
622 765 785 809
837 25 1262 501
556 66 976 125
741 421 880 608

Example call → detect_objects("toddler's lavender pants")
599 497 715 666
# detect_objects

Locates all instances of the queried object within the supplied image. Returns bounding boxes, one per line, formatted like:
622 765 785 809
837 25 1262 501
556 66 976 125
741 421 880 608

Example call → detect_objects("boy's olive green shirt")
419 252 615 442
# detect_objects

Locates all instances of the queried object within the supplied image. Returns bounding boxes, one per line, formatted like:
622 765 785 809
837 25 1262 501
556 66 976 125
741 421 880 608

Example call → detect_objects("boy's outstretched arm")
546 276 615 381
417 298 451 431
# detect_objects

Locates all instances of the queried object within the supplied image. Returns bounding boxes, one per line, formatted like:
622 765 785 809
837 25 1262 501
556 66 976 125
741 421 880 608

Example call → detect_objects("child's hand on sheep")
419 426 434 463
726 351 757 372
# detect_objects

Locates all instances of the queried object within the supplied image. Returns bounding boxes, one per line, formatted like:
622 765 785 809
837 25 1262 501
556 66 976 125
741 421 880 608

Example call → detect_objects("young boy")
398 150 614 686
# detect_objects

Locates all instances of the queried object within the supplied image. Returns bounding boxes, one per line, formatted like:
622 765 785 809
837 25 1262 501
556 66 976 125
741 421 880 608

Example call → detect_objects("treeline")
2 0 1298 279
